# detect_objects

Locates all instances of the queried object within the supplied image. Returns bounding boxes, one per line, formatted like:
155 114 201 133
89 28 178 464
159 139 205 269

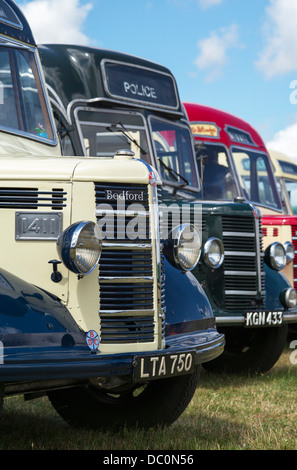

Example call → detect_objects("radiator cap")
114 149 135 160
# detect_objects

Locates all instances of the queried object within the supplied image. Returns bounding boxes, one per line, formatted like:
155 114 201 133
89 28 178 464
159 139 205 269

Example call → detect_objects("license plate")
244 310 283 327
15 212 63 240
133 351 195 382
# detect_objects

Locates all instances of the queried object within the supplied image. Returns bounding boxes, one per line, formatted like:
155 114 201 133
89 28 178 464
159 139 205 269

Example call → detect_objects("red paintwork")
184 102 266 151
262 215 297 226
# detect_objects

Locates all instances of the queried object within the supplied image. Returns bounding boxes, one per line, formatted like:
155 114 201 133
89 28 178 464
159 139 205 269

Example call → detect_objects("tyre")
48 366 200 430
203 325 288 374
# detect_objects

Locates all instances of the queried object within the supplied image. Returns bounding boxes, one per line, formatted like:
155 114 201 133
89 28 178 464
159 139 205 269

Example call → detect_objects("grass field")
0 345 296 451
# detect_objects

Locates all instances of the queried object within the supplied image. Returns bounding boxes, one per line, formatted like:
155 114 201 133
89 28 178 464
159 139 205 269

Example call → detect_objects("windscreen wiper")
107 122 147 157
158 158 189 186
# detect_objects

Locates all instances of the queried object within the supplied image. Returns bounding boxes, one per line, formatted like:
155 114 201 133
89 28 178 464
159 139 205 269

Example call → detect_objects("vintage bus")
38 43 297 374
184 102 297 288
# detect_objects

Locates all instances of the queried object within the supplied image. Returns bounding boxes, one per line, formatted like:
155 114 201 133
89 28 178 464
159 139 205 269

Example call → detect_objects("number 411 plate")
133 351 195 382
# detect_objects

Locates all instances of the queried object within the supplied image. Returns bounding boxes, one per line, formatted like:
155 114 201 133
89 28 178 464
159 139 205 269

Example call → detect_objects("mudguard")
163 259 215 336
0 268 86 350
264 264 297 313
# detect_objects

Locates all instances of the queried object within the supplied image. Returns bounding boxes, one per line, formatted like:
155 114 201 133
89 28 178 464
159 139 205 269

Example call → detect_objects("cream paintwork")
268 149 297 181
0 142 161 352
0 131 60 157
235 151 294 283
262 223 293 284
268 149 297 216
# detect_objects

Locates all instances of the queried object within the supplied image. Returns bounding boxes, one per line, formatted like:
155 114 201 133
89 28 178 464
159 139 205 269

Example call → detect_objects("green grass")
0 346 296 450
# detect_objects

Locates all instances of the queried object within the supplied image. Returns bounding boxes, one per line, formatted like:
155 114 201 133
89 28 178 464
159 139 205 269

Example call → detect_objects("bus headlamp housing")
203 237 224 269
57 221 102 276
264 242 287 271
284 241 295 264
164 224 201 272
280 287 297 309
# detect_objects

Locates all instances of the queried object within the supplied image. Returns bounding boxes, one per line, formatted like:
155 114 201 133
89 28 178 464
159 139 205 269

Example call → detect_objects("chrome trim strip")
223 232 255 237
102 242 152 249
225 290 257 295
215 316 245 324
99 276 153 283
224 251 256 257
99 309 154 316
225 271 256 276
254 217 263 293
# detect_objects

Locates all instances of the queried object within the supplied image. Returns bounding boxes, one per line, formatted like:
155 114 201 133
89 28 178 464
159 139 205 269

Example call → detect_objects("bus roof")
184 102 266 151
269 149 297 179
0 0 35 45
39 44 183 116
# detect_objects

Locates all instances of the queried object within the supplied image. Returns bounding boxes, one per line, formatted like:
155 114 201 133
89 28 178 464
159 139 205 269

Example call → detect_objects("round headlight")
265 242 287 271
57 221 102 275
204 237 224 269
280 287 297 308
284 241 295 264
164 224 202 272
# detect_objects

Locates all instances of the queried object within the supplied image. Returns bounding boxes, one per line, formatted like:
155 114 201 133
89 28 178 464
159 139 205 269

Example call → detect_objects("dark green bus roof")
39 44 183 115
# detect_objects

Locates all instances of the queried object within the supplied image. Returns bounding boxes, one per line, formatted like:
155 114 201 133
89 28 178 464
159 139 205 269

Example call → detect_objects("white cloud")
17 0 93 45
266 122 297 158
256 0 297 79
198 0 222 9
194 24 239 82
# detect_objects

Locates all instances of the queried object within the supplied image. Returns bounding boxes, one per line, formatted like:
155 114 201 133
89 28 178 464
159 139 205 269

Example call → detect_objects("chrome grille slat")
291 224 297 291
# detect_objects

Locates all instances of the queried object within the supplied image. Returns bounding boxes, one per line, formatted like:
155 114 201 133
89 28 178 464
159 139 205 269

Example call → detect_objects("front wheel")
203 325 288 374
47 366 200 430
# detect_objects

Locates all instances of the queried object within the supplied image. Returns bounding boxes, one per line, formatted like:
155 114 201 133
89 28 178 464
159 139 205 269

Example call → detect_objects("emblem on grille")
105 189 144 201
86 330 99 351
149 171 157 186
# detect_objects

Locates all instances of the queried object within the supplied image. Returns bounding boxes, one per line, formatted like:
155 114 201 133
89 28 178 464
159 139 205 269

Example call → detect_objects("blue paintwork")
0 266 224 384
0 1 35 45
264 264 297 311
163 259 215 335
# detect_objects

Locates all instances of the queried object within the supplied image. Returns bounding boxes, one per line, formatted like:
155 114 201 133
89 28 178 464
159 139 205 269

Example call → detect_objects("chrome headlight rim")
164 223 202 272
203 237 224 269
284 241 295 264
57 221 102 276
265 242 287 271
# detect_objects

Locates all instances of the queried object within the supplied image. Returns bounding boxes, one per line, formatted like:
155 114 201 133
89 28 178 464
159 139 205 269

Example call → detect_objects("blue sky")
17 0 297 157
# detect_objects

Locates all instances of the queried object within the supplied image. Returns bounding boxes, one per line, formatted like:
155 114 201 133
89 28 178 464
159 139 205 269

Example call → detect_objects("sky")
15 0 297 159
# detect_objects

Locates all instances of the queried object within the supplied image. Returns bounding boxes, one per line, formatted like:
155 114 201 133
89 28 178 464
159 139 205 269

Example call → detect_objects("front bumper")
0 329 225 386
